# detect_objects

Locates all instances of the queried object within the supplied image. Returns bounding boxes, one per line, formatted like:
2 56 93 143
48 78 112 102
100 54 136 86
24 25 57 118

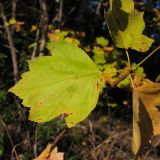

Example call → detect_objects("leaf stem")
137 45 160 67
125 50 134 88
126 50 131 69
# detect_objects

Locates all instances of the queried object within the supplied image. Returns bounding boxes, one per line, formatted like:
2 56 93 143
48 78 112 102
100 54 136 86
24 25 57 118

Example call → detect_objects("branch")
11 0 17 34
31 27 41 58
31 0 48 58
0 3 18 83
52 128 67 148
111 68 131 88
57 0 63 23
39 0 48 56
95 129 131 152
96 0 103 15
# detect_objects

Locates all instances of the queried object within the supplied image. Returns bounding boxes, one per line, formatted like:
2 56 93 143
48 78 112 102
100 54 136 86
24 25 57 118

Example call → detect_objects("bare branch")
31 0 48 58
39 0 48 56
11 0 17 34
0 3 19 83
58 0 63 23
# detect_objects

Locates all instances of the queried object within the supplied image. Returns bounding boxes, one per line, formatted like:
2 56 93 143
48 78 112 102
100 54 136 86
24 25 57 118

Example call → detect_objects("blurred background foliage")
0 0 160 159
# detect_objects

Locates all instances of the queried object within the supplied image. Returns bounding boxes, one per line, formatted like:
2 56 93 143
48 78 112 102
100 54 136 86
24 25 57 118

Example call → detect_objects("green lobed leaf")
105 0 154 52
9 41 103 127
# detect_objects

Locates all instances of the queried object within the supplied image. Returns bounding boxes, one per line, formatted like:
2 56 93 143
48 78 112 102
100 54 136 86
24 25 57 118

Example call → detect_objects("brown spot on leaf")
96 81 99 92
37 101 43 107
36 118 43 122
64 112 73 117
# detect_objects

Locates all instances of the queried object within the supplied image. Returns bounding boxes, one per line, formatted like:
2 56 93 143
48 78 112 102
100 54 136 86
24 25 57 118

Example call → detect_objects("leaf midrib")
22 71 101 90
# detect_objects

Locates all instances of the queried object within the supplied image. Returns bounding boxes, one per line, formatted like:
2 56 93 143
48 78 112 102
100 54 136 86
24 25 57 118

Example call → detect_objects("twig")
60 6 76 26
105 139 116 160
0 2 19 82
11 0 16 20
89 120 98 160
91 0 103 41
52 128 68 148
153 8 160 18
58 0 63 23
31 0 48 58
95 129 131 152
111 45 160 88
33 125 38 158
143 137 160 160
111 68 131 88
1 120 19 160
39 0 48 56
125 50 134 88
31 28 41 58
96 0 103 15
45 128 67 158
137 45 160 67
11 144 21 159
11 0 17 34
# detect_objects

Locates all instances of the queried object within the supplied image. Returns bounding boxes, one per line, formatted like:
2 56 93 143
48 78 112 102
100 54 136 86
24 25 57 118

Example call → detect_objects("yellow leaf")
31 25 38 32
84 46 91 52
9 18 16 25
49 147 64 160
64 37 80 46
103 46 113 52
48 33 60 41
35 144 64 160
14 21 24 32
55 29 61 33
132 81 160 156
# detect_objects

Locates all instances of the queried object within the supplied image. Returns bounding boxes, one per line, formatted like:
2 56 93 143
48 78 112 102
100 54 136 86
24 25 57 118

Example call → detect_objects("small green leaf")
9 41 103 127
132 64 146 78
105 0 154 52
64 37 80 46
96 37 109 47
55 29 69 38
103 64 117 77
118 77 130 88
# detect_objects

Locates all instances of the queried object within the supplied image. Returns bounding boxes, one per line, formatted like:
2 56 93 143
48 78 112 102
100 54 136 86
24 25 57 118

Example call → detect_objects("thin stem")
125 50 134 88
11 0 17 34
33 125 38 158
137 45 160 67
126 50 131 69
58 0 63 23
